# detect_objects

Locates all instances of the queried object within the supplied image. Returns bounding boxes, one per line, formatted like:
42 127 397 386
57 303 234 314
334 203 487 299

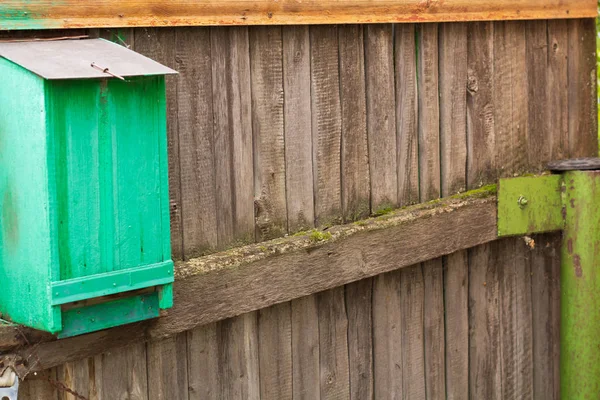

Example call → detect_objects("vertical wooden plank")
395 24 420 206
99 343 148 400
439 22 469 400
468 243 501 400
282 26 314 232
175 27 218 258
372 270 403 399
147 334 189 400
187 323 219 400
568 18 598 158
417 23 445 400
258 303 292 400
417 23 441 201
56 359 94 400
250 26 287 240
317 287 350 400
526 20 550 171
531 234 561 400
365 24 397 212
547 20 570 161
310 25 343 227
211 26 254 246
339 25 370 222
497 238 533 400
133 28 182 260
466 21 495 188
400 265 426 399
217 313 260 400
291 295 320 400
19 369 59 400
345 278 373 400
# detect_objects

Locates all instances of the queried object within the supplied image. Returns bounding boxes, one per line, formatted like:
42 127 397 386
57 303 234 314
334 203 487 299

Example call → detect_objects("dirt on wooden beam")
4 186 498 374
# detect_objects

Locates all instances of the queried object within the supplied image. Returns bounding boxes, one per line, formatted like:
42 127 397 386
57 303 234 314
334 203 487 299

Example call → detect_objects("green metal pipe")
561 170 600 398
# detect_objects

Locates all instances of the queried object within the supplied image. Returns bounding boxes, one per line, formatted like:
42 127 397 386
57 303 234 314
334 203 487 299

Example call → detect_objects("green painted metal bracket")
497 175 564 237
498 164 600 398
50 260 174 306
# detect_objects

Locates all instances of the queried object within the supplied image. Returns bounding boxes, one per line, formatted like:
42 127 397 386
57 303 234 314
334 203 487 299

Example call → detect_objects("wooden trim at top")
0 0 596 30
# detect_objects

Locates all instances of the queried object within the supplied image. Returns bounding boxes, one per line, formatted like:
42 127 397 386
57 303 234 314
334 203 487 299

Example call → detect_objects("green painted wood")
0 58 56 331
0 57 173 335
59 292 160 338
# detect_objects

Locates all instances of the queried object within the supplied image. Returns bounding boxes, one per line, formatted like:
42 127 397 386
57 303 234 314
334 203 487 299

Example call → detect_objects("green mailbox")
0 39 176 337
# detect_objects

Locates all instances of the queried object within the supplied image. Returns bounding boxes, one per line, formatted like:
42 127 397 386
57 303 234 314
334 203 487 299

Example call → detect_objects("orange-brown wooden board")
0 1 596 30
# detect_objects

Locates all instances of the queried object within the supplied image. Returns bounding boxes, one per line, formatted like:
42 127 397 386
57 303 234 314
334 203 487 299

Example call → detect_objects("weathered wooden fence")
6 17 597 399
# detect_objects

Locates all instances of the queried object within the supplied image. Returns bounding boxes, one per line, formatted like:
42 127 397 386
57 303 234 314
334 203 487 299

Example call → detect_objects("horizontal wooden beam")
3 190 498 373
0 1 595 30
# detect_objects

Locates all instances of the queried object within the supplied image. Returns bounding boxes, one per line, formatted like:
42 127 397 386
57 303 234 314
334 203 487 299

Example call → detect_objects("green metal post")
561 170 600 398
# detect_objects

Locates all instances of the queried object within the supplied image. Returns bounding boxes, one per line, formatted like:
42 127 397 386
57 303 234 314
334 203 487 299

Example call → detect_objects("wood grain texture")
1 1 594 30
96 343 149 400
282 26 314 232
466 22 496 188
395 24 420 206
530 234 561 400
11 195 498 371
187 323 219 400
175 27 218 258
317 287 350 399
217 314 260 400
291 296 320 400
19 369 59 400
372 270 403 399
365 24 397 211
345 278 373 400
250 26 287 240
147 334 189 400
56 359 92 400
339 24 370 221
567 18 598 158
547 20 570 161
258 303 292 400
439 22 469 400
133 28 182 260
310 25 343 227
211 26 254 246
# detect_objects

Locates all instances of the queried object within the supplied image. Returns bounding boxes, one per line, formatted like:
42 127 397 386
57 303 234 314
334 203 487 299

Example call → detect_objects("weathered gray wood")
339 24 370 221
211 26 254 246
217 314 260 399
531 234 561 400
372 270 403 399
439 21 469 400
19 369 59 400
547 20 570 161
395 24 419 206
567 18 598 158
467 22 496 188
175 27 218 258
469 242 502 400
187 323 219 400
444 251 469 400
366 24 397 212
147 333 189 400
345 278 373 400
526 20 550 171
250 26 287 240
317 287 350 399
310 25 343 227
258 303 292 400
12 195 497 371
291 296 320 400
282 26 314 232
133 28 182 260
98 343 148 400
400 265 426 398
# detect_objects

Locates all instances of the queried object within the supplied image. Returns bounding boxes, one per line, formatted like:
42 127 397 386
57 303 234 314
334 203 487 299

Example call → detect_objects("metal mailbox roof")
0 38 177 80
